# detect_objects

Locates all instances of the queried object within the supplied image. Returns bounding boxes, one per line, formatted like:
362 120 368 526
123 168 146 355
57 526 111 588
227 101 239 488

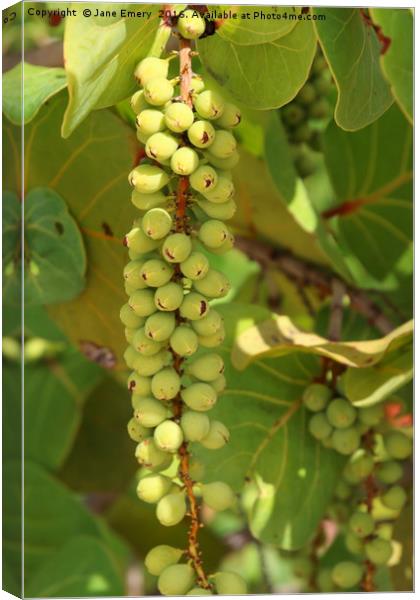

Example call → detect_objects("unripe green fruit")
208 130 237 159
181 382 218 411
135 56 169 86
193 269 230 298
188 353 224 381
131 90 149 114
197 197 237 220
303 383 332 412
162 233 192 263
194 90 225 120
133 328 163 356
170 326 199 357
210 374 226 393
125 281 144 296
207 234 234 254
377 461 403 484
345 531 364 555
347 450 374 480
349 511 375 538
189 165 218 193
127 418 150 442
135 350 169 377
292 557 312 578
202 176 234 204
365 538 393 565
317 569 335 592
213 571 247 595
155 419 184 452
384 431 412 460
181 410 210 441
376 523 394 541
128 289 156 317
125 226 161 255
156 491 187 526
123 260 144 287
191 309 222 336
127 372 152 395
188 120 216 149
190 75 205 94
201 481 235 511
308 130 322 153
309 98 330 119
154 282 184 311
292 123 312 144
204 150 240 170
382 485 407 510
120 303 144 328
358 403 384 426
308 413 332 441
331 561 363 589
312 54 328 74
198 327 225 348
143 77 174 106
332 427 360 456
295 153 316 180
165 102 194 132
136 437 170 468
330 501 350 522
124 346 140 370
158 564 195 595
199 220 230 249
136 129 150 145
128 164 169 193
296 82 317 105
125 327 136 344
140 259 174 287
215 103 241 128
145 132 179 162
144 544 183 576
201 420 230 449
136 109 166 137
136 473 172 503
180 252 209 280
282 103 305 126
145 312 176 341
151 367 181 400
134 396 169 427
313 74 332 96
170 146 199 175
187 587 212 595
178 8 206 39
131 190 167 211
180 292 209 320
326 398 357 429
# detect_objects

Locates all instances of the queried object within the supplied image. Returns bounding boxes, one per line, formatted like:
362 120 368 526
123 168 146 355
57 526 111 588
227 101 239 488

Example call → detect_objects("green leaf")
2 62 67 125
342 347 413 407
25 348 103 470
25 536 125 597
198 21 317 110
370 8 413 123
215 6 299 45
232 315 413 370
62 4 160 137
195 304 344 550
314 7 393 130
390 495 413 591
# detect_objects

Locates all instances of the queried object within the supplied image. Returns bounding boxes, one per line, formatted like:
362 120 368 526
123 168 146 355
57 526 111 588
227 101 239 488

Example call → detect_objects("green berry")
151 367 181 400
165 101 194 132
303 383 332 412
194 90 225 120
132 328 163 356
144 544 183 576
191 309 222 336
181 383 218 411
125 328 136 344
347 450 374 480
382 485 407 510
180 252 210 280
124 346 140 370
181 411 210 441
162 233 192 263
309 98 330 119
125 227 161 254
134 350 169 377
134 396 169 427
187 588 212 595
293 123 312 143
384 431 412 459
376 523 394 541
193 269 230 299
204 150 240 170
358 404 383 426
128 164 169 193
201 176 234 204
170 326 199 357
180 292 209 320
201 481 235 511
292 557 312 578
316 569 335 592
154 419 184 452
170 146 199 175
326 398 357 429
140 259 174 287
215 103 241 128
131 89 149 114
190 75 205 94
349 511 375 538
282 103 305 126
143 77 174 106
156 492 187 526
308 413 332 440
210 374 226 393
127 418 150 442
199 220 230 249
197 197 237 220
331 561 363 589
178 9 206 39
120 303 144 328
145 132 179 162
213 571 247 595
127 372 152 395
188 352 224 381
144 312 176 341
365 537 393 565
123 260 144 288
208 130 237 159
158 563 195 595
313 74 332 95
136 473 172 503
128 289 156 317
312 54 328 74
136 109 166 137
131 189 167 211
189 165 218 193
135 437 170 468
154 282 184 311
331 427 360 456
295 82 317 105
188 120 216 148
377 461 403 484
198 328 225 348
345 532 364 555
134 56 169 86
201 420 230 449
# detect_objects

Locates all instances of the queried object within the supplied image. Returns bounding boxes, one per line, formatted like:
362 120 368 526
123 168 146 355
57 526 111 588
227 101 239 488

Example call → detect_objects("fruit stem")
148 8 173 56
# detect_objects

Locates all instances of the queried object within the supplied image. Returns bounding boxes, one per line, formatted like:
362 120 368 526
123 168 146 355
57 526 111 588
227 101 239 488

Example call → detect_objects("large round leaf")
214 6 299 45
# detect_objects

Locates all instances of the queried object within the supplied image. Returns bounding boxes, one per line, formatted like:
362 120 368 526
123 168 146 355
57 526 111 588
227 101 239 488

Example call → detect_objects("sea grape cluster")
120 9 246 595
